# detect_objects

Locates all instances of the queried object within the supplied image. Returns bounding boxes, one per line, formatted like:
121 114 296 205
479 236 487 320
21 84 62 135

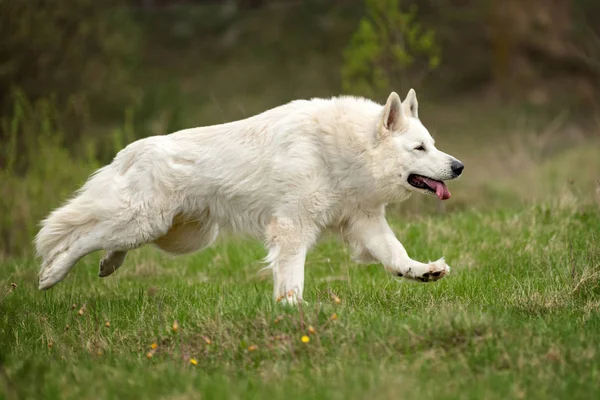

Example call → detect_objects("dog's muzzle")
451 160 464 177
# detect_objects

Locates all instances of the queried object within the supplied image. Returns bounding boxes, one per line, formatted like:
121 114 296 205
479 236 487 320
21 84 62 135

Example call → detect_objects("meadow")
2 2 600 398
1 99 599 399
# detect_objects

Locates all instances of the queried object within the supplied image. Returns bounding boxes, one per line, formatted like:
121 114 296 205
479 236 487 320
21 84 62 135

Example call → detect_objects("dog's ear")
403 88 418 118
402 89 419 118
381 91 405 133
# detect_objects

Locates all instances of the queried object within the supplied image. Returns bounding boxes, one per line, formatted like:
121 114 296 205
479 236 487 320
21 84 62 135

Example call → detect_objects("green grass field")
2 98 600 399
1 199 599 399
2 2 600 398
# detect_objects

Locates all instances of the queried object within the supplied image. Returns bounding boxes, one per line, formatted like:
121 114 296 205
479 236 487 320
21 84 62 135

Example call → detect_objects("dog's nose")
451 160 464 176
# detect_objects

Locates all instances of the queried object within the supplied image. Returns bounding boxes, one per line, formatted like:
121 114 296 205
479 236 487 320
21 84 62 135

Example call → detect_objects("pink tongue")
422 178 451 200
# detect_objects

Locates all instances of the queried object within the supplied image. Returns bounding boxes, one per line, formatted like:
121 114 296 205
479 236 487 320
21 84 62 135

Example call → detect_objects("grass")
2 2 600 398
1 201 599 399
1 87 599 399
2 85 600 399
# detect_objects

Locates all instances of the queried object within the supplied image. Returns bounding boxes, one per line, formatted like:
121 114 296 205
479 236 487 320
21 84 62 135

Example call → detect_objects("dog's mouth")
407 174 451 200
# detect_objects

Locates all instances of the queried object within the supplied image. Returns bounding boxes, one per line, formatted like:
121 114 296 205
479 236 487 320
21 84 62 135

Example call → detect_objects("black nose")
451 160 464 176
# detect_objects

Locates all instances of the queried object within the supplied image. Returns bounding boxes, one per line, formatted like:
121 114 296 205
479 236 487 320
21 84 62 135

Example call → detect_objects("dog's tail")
35 142 154 289
34 166 113 287
35 196 95 263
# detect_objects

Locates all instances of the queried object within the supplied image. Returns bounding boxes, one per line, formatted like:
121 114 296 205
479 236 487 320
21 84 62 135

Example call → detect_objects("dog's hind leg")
41 213 178 288
38 202 176 289
99 214 219 278
98 250 128 278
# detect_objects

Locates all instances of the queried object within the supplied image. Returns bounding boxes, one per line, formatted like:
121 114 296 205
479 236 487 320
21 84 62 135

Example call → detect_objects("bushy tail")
35 162 115 266
35 195 97 271
35 162 123 289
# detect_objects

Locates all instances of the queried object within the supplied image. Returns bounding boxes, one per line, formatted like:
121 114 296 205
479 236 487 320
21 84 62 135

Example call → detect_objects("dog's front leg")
347 212 450 282
265 216 318 305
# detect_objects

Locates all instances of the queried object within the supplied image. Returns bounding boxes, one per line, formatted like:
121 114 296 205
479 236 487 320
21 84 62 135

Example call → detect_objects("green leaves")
342 0 441 97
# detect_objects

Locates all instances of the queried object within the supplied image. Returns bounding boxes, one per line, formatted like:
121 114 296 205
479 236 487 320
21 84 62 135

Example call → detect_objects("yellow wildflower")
190 358 198 365
301 335 310 343
150 343 158 350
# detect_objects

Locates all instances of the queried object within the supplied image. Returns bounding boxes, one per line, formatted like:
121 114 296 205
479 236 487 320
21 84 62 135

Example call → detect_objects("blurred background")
1 0 599 259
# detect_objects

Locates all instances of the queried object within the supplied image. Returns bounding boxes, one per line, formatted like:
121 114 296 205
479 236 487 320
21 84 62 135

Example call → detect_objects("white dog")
35 89 463 304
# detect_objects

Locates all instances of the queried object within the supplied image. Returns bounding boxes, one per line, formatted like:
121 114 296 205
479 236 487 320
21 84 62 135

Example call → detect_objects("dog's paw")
275 290 307 307
98 251 127 278
398 258 450 282
417 258 450 282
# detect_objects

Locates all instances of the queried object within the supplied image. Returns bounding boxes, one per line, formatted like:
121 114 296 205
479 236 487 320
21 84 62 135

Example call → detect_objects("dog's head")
374 90 463 200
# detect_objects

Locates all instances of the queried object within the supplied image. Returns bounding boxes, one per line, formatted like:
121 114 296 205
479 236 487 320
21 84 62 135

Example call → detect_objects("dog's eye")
414 145 426 152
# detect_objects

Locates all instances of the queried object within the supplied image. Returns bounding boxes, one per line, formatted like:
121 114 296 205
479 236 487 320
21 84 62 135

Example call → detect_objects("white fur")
35 90 463 304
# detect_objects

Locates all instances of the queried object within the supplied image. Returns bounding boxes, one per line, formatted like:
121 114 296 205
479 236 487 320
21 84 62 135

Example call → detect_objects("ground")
1 198 599 399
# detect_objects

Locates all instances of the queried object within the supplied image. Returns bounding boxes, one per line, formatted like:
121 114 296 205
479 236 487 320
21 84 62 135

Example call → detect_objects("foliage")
0 0 141 115
342 0 440 97
0 87 188 258
0 91 114 259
